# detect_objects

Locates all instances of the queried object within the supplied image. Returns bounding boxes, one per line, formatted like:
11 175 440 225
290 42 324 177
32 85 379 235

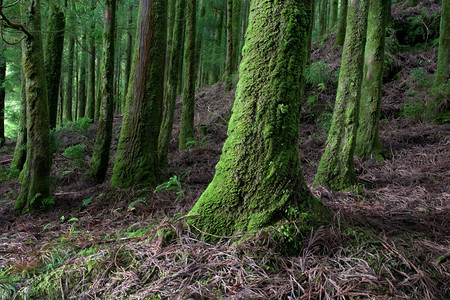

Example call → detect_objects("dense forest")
0 0 449 298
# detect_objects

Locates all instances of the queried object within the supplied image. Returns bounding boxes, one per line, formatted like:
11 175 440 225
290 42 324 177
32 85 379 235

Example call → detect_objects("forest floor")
1 7 450 300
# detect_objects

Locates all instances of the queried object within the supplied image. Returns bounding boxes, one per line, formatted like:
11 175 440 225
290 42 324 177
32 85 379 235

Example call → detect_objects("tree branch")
0 0 32 39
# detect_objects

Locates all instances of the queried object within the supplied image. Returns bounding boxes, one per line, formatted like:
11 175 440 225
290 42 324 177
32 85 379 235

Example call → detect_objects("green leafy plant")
185 134 211 149
0 167 20 183
305 61 332 89
63 145 87 169
154 175 184 203
318 113 333 131
69 117 92 137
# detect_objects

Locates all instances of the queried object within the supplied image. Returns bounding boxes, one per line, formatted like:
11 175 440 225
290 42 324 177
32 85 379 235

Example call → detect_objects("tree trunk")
329 0 338 30
15 0 52 214
88 0 116 182
44 2 65 129
306 0 316 63
0 48 5 147
334 0 348 47
111 0 167 188
188 0 323 237
12 69 27 171
232 0 241 73
314 0 369 190
122 3 133 109
158 0 186 167
64 1 75 123
432 0 449 98
77 35 87 119
179 0 197 151
319 0 327 37
86 0 97 120
355 0 390 160
224 0 233 92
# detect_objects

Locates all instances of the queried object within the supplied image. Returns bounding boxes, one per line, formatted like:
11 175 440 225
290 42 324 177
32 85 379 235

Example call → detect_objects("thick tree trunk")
12 69 27 171
355 0 390 160
0 48 5 147
224 0 233 92
88 0 116 182
432 0 449 98
15 0 52 214
44 2 65 129
334 0 348 47
86 0 97 120
314 0 369 190
158 0 186 167
111 0 167 188
179 0 197 151
188 0 322 237
77 35 87 119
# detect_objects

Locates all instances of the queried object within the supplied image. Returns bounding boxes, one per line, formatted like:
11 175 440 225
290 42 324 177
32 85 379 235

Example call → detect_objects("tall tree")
314 0 369 190
11 68 27 170
355 0 391 160
158 0 186 167
329 0 338 30
231 0 241 73
224 0 233 92
44 2 65 129
77 35 88 119
15 0 52 214
334 0 348 47
188 0 323 237
64 0 76 122
0 47 5 147
111 0 168 188
88 0 116 182
318 0 327 37
179 0 197 151
122 2 134 108
86 0 97 120
432 0 449 98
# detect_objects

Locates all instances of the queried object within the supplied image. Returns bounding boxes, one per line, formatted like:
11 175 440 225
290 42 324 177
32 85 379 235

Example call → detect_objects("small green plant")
409 68 432 89
305 61 331 90
69 117 92 137
0 167 20 183
63 145 87 169
318 113 333 131
154 175 184 203
401 101 426 121
185 134 211 149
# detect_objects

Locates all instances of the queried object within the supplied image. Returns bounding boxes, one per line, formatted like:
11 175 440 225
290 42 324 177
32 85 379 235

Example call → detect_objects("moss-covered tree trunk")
329 0 338 30
0 48 5 147
188 0 320 237
64 21 75 121
86 0 97 120
158 0 186 167
224 0 233 92
232 0 241 73
432 0 449 97
111 0 167 188
12 69 27 170
15 0 52 214
122 3 133 107
355 0 390 160
306 0 316 63
44 2 65 129
314 0 368 190
179 0 197 151
77 35 87 119
319 0 327 37
88 0 116 182
334 0 348 47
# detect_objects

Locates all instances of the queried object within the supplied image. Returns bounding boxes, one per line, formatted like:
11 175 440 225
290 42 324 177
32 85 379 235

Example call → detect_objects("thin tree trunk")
179 0 197 150
158 0 186 167
224 0 233 92
334 0 348 47
12 68 27 171
122 3 133 109
64 5 75 122
111 0 168 188
45 2 65 129
15 0 52 214
314 0 369 190
77 35 87 119
88 0 116 182
432 0 449 98
329 0 338 30
86 0 96 120
319 0 327 37
231 0 241 73
0 47 5 147
355 0 390 160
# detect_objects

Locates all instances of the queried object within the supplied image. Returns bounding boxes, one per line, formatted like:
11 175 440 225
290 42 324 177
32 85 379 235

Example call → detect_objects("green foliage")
63 144 87 169
318 113 333 131
305 61 332 89
69 117 92 137
154 175 184 203
0 166 20 183
185 134 211 149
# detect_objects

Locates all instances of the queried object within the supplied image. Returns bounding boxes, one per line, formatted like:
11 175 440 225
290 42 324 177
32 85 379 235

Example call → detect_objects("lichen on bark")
314 0 369 191
188 0 323 238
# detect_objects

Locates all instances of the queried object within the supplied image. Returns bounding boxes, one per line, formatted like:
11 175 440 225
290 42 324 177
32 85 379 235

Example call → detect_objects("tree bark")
179 0 197 150
15 0 52 214
111 0 167 188
77 35 87 119
334 0 348 47
232 0 241 73
224 0 233 92
329 0 338 30
63 1 75 122
158 0 186 167
44 2 65 129
188 0 322 237
122 3 134 110
12 68 27 170
314 0 369 190
86 0 97 120
0 47 5 147
355 0 390 160
432 0 449 98
319 0 327 37
88 0 116 182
